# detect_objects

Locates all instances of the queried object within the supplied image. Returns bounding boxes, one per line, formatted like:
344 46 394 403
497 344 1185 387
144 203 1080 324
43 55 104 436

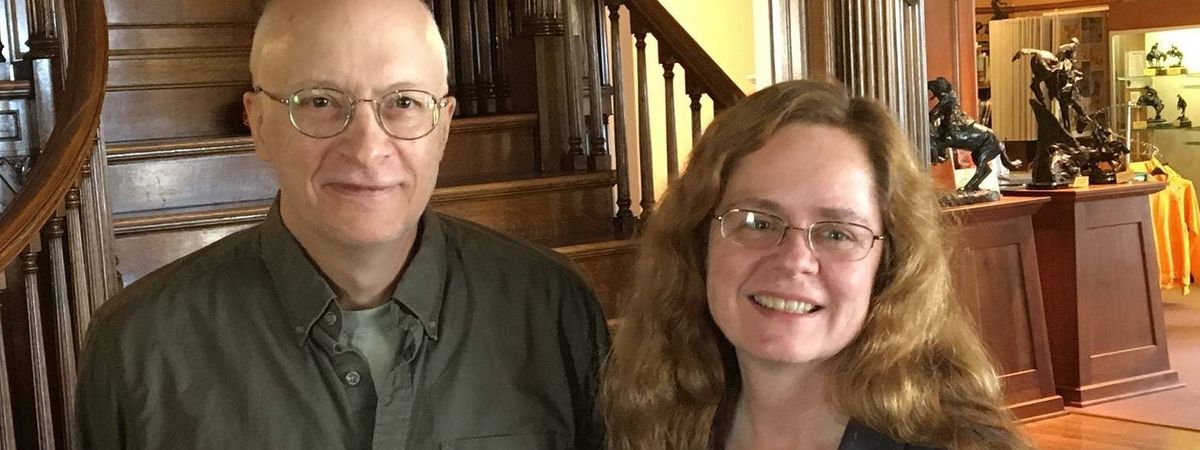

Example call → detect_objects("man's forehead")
252 0 447 86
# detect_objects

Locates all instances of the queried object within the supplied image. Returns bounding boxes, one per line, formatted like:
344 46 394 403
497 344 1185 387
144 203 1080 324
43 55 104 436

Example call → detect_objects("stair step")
112 172 618 285
104 113 540 214
557 239 638 320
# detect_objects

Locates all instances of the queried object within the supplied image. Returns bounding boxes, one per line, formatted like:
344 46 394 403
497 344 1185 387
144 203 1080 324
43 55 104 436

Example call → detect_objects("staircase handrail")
620 0 745 109
0 0 107 267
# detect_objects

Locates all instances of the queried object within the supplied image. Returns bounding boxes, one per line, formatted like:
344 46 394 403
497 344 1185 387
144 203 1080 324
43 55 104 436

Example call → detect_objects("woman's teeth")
752 294 820 314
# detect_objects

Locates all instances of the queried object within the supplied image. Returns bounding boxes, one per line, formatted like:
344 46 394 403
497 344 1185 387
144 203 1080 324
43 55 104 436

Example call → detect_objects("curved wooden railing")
0 0 107 269
599 0 745 236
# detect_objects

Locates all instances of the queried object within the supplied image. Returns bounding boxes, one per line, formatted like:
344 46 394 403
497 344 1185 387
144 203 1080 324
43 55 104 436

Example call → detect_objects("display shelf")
1132 124 1200 131
1117 72 1200 83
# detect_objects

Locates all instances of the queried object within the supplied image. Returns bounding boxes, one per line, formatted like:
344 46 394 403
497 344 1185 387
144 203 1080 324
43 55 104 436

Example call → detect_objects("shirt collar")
258 200 338 346
258 200 448 345
390 210 448 341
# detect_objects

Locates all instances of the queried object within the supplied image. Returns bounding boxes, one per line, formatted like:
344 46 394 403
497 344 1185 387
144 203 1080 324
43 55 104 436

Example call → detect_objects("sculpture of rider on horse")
1012 37 1088 133
928 77 1021 193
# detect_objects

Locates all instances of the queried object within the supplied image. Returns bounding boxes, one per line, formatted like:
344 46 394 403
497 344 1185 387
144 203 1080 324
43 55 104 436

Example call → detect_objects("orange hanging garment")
1131 159 1200 294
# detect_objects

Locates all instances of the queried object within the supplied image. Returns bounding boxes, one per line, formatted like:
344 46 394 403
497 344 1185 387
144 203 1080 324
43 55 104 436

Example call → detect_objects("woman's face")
706 124 884 369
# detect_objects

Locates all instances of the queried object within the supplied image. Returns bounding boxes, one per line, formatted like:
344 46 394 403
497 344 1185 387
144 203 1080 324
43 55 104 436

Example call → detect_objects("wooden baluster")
492 0 513 112
661 58 679 182
80 135 120 309
633 29 654 217
473 0 497 113
64 188 91 350
560 0 587 171
606 2 636 237
456 0 479 115
584 0 610 171
0 278 17 450
436 0 458 108
689 91 703 144
41 216 75 450
19 244 55 450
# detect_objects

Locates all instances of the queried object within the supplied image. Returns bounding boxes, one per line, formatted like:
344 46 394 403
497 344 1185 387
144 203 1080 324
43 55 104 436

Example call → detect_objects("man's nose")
338 101 393 162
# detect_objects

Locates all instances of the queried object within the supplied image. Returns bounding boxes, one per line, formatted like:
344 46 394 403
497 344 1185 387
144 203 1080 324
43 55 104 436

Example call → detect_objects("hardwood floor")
1024 414 1200 449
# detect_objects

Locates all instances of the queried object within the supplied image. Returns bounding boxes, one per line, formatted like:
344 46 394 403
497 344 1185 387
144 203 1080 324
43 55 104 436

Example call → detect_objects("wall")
616 1 755 213
1109 0 1200 31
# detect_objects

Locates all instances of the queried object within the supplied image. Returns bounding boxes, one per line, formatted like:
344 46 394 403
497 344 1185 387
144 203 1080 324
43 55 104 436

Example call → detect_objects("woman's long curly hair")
601 80 1031 450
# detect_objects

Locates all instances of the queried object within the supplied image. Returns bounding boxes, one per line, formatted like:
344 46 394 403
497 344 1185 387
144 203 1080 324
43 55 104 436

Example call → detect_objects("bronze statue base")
938 189 1002 207
1089 171 1118 184
1179 118 1192 128
1025 181 1071 190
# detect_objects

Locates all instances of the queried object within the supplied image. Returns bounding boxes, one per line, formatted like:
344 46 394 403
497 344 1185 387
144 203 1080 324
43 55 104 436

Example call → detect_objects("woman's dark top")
838 420 943 450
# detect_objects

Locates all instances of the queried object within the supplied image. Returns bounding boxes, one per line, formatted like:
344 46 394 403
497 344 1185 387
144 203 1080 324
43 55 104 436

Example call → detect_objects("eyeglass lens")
718 209 877 262
286 88 439 139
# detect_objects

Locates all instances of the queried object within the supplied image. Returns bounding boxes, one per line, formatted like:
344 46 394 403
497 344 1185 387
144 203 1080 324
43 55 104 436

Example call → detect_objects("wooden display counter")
1004 182 1182 406
943 197 1064 419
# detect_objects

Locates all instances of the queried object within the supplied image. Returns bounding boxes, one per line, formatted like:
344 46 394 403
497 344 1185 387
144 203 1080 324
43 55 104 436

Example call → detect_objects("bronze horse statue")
928 77 1021 192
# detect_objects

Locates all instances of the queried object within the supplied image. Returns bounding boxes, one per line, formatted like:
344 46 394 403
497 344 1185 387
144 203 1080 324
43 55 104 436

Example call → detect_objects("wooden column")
606 2 636 238
822 0 929 168
943 197 1065 420
1005 183 1182 406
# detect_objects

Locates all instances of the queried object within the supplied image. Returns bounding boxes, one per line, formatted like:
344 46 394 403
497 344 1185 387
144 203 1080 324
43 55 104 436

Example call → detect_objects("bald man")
74 1 609 448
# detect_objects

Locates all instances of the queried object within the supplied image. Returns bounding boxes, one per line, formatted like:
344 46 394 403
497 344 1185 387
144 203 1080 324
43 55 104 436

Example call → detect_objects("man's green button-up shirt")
75 205 610 449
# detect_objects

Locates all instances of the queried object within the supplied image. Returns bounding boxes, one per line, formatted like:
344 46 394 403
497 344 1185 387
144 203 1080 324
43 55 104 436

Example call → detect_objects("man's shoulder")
90 224 266 337
435 212 580 278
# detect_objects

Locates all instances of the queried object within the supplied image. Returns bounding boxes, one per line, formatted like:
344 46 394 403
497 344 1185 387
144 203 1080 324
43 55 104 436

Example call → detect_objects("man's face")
244 1 454 249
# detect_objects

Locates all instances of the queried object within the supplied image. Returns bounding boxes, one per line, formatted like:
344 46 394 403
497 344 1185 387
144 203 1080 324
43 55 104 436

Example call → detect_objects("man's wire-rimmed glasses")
253 86 451 140
713 208 886 262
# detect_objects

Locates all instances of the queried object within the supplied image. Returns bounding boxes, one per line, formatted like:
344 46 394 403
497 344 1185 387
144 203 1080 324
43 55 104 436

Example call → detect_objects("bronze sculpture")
1016 37 1126 188
1168 45 1185 68
928 77 1021 194
1012 38 1086 133
1147 43 1167 70
1137 86 1166 123
1179 94 1191 128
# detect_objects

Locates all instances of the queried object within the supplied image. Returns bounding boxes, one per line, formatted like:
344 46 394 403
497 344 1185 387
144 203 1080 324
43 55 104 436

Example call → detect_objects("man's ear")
443 96 457 126
243 91 273 162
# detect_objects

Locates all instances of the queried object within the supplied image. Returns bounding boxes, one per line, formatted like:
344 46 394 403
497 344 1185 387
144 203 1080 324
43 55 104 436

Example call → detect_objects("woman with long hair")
602 80 1031 449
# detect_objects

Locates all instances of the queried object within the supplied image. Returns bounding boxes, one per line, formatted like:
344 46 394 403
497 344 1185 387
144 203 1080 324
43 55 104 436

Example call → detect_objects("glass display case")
1111 26 1200 181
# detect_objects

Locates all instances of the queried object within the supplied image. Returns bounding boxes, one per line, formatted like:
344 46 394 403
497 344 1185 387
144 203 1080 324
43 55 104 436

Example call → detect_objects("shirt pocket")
438 432 560 450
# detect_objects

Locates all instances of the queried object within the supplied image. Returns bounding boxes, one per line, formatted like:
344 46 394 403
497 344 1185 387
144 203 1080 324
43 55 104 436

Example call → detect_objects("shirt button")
344 371 361 386
323 311 338 325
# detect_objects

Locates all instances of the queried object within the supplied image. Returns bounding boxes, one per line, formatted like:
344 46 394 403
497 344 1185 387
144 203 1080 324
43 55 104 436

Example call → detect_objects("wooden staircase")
104 114 637 318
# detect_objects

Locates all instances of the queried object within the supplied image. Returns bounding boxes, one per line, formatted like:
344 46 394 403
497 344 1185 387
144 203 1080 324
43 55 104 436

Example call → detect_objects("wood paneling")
430 172 616 247
559 239 637 320
104 0 260 25
114 220 258 286
107 151 276 214
107 52 250 89
108 24 254 51
944 196 1064 419
1005 183 1182 406
113 172 618 285
101 85 249 141
439 113 539 184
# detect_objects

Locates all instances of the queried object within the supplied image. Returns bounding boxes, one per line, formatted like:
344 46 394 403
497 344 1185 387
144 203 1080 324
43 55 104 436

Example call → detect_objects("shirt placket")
371 313 425 449
313 306 378 449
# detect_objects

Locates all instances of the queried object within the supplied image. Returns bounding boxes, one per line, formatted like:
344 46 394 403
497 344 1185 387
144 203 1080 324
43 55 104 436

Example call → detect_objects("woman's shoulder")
838 420 943 450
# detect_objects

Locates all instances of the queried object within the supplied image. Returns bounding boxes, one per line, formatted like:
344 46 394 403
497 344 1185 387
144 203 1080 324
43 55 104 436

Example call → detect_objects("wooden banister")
620 0 744 109
0 0 107 269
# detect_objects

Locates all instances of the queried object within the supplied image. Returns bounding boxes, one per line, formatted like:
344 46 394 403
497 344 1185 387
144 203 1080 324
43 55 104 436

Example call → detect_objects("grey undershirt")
340 302 403 395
